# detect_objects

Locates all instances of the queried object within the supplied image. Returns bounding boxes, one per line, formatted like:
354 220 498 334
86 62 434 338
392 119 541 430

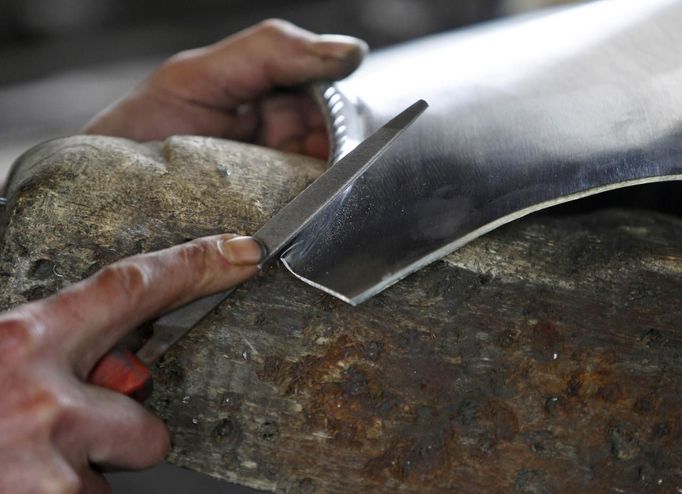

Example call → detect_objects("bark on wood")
1 136 680 493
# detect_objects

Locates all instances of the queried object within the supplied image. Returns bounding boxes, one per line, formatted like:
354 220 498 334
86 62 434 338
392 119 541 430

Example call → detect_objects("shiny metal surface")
0 103 425 365
134 101 426 362
255 99 427 261
136 290 234 364
282 0 682 305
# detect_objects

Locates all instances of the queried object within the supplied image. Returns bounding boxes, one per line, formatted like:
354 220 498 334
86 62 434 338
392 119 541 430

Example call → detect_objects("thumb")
152 19 368 108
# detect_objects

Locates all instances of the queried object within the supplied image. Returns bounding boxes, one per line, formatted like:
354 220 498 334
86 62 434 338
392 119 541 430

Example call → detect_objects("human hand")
84 20 367 159
0 235 262 493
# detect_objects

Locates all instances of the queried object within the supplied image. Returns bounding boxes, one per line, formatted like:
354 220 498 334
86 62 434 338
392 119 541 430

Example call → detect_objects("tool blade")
136 100 427 363
254 99 428 260
136 290 233 364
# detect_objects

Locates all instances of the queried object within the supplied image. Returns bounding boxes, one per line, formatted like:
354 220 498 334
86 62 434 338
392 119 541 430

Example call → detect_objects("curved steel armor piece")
282 0 682 304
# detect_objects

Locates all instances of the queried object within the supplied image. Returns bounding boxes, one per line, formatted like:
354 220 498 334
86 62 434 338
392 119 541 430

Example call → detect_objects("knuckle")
20 386 66 437
152 47 206 89
0 312 38 359
0 361 71 443
0 460 79 494
96 262 151 305
181 238 211 263
159 48 195 72
255 18 296 39
46 469 80 494
182 238 214 268
178 240 212 287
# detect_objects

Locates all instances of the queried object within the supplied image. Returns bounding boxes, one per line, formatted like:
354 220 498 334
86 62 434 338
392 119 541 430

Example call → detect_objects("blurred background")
17 1 678 493
0 0 582 180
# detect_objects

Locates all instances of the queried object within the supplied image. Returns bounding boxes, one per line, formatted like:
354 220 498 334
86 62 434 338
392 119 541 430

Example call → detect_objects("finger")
85 87 260 142
257 92 330 158
0 447 80 494
28 235 262 373
77 467 111 494
77 385 169 471
302 131 330 160
274 129 330 160
257 93 308 149
154 19 368 110
83 20 364 143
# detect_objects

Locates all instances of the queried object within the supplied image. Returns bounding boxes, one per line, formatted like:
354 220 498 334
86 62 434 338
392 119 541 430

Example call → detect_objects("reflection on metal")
128 100 426 364
257 100 427 263
283 0 682 305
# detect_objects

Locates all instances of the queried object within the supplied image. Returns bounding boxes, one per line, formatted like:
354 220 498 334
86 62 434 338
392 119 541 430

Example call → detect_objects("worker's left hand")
84 20 367 159
0 234 262 494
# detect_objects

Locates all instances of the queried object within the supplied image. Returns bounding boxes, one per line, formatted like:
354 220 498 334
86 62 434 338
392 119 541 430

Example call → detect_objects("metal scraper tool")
88 98 428 399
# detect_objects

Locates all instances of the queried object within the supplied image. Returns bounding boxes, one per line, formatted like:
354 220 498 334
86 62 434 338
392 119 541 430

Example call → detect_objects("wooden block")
1 136 680 493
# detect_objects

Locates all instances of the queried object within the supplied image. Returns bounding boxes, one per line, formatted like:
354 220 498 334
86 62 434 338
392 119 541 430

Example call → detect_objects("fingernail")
219 236 263 265
312 35 368 63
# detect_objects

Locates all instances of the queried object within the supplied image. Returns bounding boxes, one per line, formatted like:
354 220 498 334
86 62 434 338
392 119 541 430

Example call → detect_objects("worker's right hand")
0 235 262 494
84 19 367 160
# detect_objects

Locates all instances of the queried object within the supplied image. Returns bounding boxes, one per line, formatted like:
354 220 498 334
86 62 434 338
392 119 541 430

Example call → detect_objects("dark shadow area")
108 463 261 493
545 182 681 217
0 0 498 85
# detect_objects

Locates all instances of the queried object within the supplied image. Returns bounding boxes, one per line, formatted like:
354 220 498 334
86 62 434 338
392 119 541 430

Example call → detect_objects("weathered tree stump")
1 136 680 493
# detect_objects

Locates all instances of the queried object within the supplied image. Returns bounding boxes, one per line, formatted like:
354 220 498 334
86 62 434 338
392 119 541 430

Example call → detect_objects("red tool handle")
88 345 152 402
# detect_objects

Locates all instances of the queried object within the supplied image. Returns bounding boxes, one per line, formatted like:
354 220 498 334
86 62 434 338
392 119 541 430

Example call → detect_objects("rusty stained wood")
0 135 680 493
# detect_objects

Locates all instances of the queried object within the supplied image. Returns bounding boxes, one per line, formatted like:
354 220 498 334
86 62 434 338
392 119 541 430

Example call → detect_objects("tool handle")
88 345 152 402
